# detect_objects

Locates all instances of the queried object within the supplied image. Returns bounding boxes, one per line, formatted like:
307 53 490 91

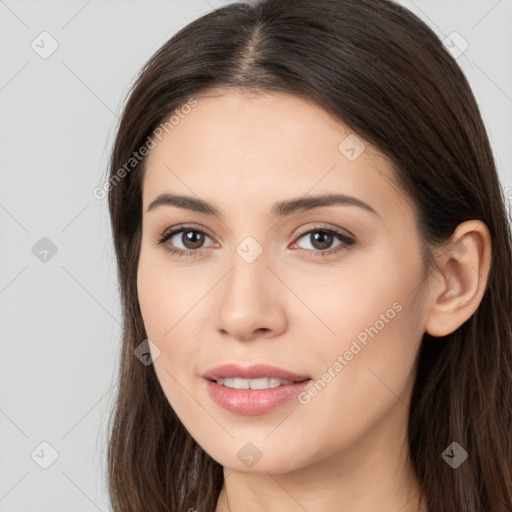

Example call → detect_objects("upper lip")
203 363 311 382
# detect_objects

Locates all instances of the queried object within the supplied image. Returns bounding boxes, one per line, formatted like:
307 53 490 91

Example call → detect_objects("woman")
105 0 512 510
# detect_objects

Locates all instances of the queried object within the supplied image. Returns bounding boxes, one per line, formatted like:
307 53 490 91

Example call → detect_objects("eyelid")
155 222 356 257
154 223 215 245
293 222 355 239
290 224 355 255
155 223 353 244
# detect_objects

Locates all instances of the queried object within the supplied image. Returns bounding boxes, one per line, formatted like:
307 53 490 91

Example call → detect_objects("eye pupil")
183 230 205 249
311 231 333 250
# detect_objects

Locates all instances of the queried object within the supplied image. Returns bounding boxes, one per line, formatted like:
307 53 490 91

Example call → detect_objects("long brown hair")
105 0 512 510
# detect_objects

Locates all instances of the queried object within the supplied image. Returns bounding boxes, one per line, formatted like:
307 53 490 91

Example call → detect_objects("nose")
214 247 288 342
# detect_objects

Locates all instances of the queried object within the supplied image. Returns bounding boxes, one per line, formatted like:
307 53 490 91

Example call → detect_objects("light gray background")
1 1 511 510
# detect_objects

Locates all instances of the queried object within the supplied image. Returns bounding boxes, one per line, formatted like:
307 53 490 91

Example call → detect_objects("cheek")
293 249 426 441
288 243 426 412
295 296 423 465
136 253 210 383
283 241 424 347
137 264 169 341
137 248 201 341
136 257 202 419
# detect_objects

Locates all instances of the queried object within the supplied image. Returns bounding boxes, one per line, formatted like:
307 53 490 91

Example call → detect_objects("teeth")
216 377 294 389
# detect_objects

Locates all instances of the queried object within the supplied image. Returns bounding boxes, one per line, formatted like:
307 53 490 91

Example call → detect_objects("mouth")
202 363 312 415
213 377 303 389
203 363 311 382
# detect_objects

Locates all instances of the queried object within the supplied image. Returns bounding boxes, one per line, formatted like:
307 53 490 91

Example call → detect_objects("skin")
137 89 491 512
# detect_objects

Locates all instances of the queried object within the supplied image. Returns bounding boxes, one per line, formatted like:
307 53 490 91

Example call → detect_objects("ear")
424 220 492 337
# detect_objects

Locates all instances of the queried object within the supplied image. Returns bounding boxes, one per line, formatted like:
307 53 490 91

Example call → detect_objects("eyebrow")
146 192 379 218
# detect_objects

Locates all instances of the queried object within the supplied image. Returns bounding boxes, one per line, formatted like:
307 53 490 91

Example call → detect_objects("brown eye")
157 227 214 256
294 227 354 253
180 230 206 250
308 231 334 251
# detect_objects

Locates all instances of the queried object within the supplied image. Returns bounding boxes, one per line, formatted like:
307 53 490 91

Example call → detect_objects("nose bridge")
214 236 287 339
223 239 270 310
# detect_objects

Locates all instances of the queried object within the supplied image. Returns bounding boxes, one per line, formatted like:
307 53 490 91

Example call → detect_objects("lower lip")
204 379 311 415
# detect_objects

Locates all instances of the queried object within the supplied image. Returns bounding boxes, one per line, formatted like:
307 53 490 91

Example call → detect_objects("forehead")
141 89 403 218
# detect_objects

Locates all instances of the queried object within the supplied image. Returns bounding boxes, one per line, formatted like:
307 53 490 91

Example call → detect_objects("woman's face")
137 89 431 474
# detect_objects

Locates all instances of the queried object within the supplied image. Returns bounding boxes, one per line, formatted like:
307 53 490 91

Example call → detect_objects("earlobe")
425 220 492 338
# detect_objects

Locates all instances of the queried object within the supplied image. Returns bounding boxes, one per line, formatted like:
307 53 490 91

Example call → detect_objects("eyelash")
155 224 355 259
